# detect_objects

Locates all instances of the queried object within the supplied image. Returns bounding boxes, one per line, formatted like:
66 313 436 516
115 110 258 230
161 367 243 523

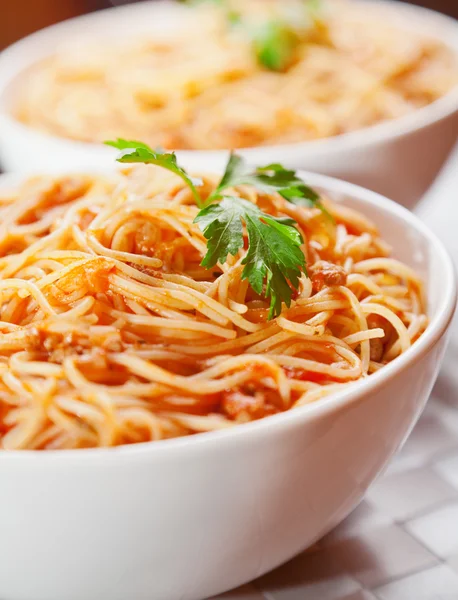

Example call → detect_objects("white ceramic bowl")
0 168 455 600
0 0 458 208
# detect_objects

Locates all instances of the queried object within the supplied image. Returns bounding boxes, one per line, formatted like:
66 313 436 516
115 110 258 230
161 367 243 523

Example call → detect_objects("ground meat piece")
221 391 278 422
310 260 347 293
369 338 384 362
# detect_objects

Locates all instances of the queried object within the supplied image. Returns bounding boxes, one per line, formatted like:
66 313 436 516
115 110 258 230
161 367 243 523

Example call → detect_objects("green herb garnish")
105 139 204 207
105 140 328 318
252 0 324 72
178 0 323 72
208 152 324 210
195 196 305 318
252 21 298 72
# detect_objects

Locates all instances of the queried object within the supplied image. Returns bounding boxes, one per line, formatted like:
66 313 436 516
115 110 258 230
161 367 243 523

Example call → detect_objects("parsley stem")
188 185 205 208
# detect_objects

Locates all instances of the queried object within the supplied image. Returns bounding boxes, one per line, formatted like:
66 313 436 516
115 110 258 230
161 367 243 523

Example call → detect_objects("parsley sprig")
105 138 326 318
105 139 203 207
252 0 325 72
252 21 299 72
208 152 321 208
195 196 306 318
179 0 323 72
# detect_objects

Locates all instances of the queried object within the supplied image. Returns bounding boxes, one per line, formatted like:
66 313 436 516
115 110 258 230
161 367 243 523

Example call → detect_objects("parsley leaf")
250 1 323 72
105 139 204 207
194 196 246 269
105 139 154 152
195 196 305 318
210 153 247 199
254 163 321 207
252 20 298 72
209 153 324 211
178 0 323 71
104 139 316 318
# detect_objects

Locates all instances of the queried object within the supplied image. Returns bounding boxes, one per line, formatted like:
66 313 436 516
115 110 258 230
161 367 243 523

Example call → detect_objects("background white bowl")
0 0 457 208
0 169 455 600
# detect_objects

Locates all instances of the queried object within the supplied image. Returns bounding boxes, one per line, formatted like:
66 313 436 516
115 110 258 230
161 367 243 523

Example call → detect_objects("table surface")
212 144 458 600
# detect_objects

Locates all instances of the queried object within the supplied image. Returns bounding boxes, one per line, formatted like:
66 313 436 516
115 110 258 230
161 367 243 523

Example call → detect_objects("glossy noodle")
0 166 427 450
14 0 458 150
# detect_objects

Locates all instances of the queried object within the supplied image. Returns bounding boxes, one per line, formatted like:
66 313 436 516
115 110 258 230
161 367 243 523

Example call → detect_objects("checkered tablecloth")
212 145 458 600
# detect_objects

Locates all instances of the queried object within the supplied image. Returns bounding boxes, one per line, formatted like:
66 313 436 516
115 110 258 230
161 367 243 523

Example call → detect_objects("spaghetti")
13 0 458 150
0 165 427 450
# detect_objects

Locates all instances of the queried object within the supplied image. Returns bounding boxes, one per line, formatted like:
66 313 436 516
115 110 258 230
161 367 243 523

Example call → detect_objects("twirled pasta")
0 166 427 450
14 0 458 150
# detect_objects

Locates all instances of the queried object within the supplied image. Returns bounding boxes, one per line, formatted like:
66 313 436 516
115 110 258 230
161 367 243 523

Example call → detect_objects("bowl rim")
0 0 458 159
0 168 455 463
